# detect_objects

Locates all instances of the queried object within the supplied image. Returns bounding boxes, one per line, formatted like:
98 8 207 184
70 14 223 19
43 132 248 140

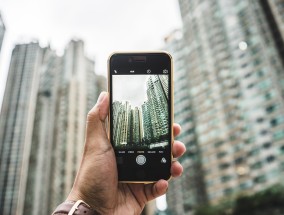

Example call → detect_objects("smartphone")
108 52 173 182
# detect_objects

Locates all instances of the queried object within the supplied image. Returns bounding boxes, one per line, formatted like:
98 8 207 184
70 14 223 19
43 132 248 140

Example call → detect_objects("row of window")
217 153 280 171
211 168 281 196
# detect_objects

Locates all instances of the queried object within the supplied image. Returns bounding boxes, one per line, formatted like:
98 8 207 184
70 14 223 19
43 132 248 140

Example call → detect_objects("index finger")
173 123 181 137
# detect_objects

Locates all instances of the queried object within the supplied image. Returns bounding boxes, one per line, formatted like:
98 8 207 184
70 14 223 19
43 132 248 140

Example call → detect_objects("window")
260 130 268 136
251 161 262 170
235 157 245 164
245 137 255 144
234 144 243 152
221 175 232 183
254 175 266 183
274 130 284 140
219 163 230 170
280 145 284 154
264 91 275 100
266 155 275 163
271 118 278 127
257 118 264 123
258 70 264 77
247 83 254 89
230 135 237 141
240 53 245 58
217 151 227 159
280 162 284 171
244 72 252 78
254 58 261 66
270 116 284 127
224 188 233 195
215 141 224 148
266 105 278 114
239 181 252 190
263 142 271 149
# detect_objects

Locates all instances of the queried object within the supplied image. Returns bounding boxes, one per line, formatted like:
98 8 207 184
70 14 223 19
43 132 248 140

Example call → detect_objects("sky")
0 0 182 107
113 75 149 107
0 0 182 210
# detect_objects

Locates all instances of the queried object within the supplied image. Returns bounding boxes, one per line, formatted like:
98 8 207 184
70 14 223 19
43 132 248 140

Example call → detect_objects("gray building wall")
23 48 62 215
0 43 42 215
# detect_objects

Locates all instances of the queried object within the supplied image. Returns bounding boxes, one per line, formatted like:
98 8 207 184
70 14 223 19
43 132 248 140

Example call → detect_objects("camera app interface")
111 70 170 168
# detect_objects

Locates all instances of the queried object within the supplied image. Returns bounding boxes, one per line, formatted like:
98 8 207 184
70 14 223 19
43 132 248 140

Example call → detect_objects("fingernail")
97 92 106 104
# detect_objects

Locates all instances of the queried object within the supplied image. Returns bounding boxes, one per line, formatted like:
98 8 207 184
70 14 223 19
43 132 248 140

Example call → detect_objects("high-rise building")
142 101 154 144
113 101 123 145
23 48 62 215
177 0 284 210
145 75 169 142
0 13 5 53
132 107 143 144
0 42 43 215
113 101 131 145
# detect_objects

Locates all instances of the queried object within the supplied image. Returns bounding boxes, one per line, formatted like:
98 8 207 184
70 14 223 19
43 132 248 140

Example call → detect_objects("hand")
67 92 186 215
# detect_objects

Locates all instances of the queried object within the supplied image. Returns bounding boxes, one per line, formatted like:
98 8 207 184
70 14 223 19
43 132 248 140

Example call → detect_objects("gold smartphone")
108 52 173 183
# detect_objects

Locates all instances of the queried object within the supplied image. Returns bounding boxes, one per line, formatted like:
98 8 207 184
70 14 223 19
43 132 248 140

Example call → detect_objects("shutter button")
136 155 146 165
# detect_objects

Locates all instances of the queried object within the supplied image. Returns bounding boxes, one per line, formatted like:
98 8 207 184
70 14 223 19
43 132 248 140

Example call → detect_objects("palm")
115 183 152 214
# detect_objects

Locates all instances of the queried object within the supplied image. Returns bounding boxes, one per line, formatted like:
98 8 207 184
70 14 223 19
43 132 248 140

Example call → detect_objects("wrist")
52 200 99 215
67 190 91 207
67 189 107 215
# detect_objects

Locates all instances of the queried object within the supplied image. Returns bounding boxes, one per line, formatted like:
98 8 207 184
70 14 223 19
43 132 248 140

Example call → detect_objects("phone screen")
109 53 172 182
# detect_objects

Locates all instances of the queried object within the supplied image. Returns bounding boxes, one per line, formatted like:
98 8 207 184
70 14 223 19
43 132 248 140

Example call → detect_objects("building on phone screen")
113 75 169 149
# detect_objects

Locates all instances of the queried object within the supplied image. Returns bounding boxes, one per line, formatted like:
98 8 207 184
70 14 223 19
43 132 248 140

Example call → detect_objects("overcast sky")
113 75 149 107
0 0 182 107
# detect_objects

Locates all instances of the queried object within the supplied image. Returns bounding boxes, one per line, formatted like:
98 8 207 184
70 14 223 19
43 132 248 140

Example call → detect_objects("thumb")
89 91 109 121
85 92 110 151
